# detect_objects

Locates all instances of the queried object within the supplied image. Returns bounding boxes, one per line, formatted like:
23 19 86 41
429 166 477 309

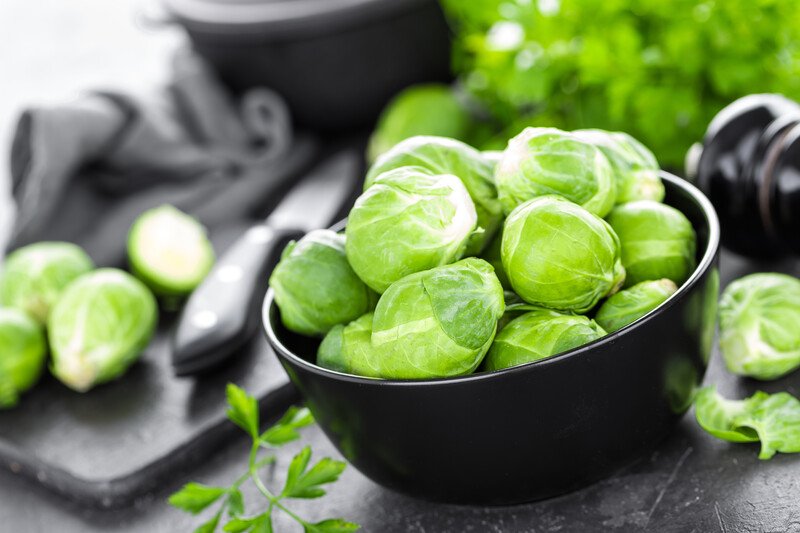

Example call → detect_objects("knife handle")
172 224 300 375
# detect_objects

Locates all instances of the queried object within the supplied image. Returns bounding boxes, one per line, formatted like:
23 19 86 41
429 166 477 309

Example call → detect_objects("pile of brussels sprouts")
270 128 698 380
0 205 214 407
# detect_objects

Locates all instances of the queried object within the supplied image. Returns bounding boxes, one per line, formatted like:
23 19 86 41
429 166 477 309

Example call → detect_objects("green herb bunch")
440 0 800 167
169 384 359 533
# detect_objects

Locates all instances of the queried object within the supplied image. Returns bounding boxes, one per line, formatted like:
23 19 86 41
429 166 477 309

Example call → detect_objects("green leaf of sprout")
695 386 800 459
226 383 259 438
169 482 228 514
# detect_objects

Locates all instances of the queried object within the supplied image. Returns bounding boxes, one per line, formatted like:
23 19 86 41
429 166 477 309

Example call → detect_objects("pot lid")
163 0 434 37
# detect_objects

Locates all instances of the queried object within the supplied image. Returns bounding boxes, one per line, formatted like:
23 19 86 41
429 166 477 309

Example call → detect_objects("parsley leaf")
226 383 259 438
304 518 361 533
169 483 227 514
170 384 358 532
260 406 314 447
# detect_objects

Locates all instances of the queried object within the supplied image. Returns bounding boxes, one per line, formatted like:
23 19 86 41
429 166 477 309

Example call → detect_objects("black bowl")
263 172 720 505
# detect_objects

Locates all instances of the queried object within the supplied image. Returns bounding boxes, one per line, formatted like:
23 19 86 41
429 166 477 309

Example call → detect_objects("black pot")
263 173 720 505
161 0 453 131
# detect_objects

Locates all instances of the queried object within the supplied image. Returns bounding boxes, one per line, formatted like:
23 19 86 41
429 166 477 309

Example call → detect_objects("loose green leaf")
735 392 800 460
695 386 800 459
226 384 259 438
694 387 760 444
227 489 245 517
169 483 228 514
195 511 222 533
304 518 360 533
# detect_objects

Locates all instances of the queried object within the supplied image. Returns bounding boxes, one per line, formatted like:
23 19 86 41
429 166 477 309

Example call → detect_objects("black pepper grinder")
687 94 800 258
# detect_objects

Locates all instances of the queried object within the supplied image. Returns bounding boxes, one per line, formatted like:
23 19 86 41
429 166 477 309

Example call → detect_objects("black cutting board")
0 222 299 508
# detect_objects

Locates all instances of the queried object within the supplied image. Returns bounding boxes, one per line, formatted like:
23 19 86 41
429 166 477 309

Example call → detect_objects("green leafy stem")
169 384 360 533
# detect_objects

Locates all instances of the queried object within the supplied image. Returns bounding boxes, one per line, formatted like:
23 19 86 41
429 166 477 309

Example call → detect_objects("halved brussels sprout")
128 205 215 297
574 129 664 204
0 242 94 324
607 200 696 287
346 167 478 293
595 279 678 333
502 195 625 313
364 136 501 255
495 127 616 217
484 309 606 371
367 84 473 163
0 308 47 408
317 313 381 378
369 258 505 379
270 230 377 336
718 273 800 380
48 269 158 392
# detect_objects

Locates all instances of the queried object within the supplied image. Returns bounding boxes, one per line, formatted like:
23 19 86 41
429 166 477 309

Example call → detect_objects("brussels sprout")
0 309 47 408
501 196 625 313
718 273 800 380
484 309 606 371
607 200 696 288
365 136 501 255
0 242 94 324
127 205 215 297
270 230 377 336
369 258 505 379
346 167 478 293
367 84 473 163
573 129 665 204
317 313 381 378
48 269 158 392
495 127 617 217
595 279 678 333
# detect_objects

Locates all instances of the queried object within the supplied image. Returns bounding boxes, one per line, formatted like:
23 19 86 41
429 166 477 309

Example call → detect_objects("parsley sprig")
169 384 359 533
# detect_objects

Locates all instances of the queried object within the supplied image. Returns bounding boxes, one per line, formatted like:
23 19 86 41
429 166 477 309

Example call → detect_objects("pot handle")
134 0 177 30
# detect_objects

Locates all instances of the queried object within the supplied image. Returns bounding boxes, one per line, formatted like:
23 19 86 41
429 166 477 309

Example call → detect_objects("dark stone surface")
2 250 800 533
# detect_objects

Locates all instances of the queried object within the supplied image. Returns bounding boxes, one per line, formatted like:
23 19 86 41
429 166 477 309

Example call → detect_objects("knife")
171 150 361 375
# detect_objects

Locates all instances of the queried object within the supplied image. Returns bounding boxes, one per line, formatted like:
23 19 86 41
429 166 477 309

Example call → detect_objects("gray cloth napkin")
7 49 318 266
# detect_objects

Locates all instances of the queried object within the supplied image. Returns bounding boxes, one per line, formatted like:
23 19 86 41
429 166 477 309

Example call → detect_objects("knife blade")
171 150 361 375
